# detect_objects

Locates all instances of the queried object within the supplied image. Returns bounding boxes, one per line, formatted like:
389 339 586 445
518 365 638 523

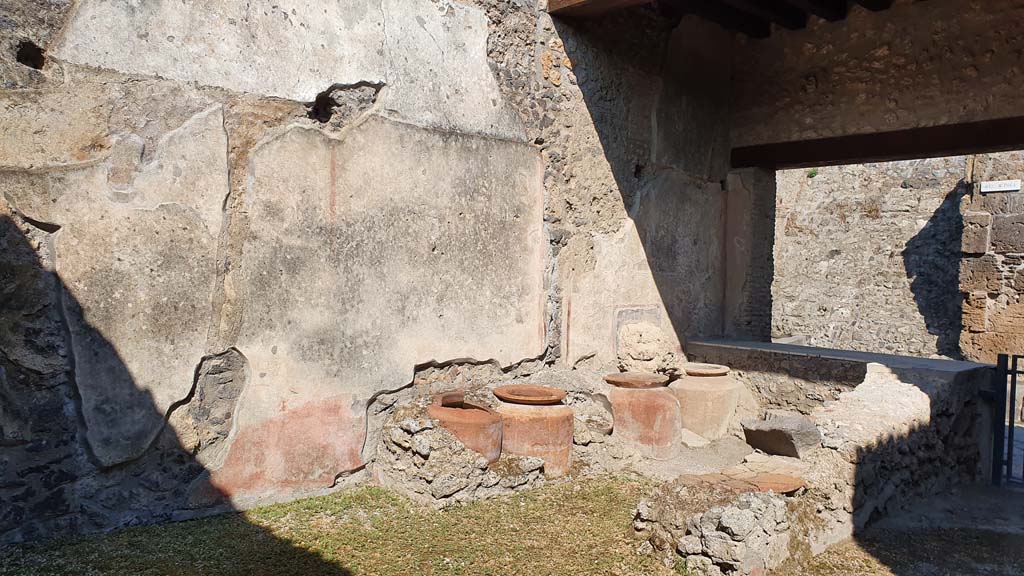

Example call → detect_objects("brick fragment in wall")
962 331 1024 364
962 211 992 255
991 214 1024 254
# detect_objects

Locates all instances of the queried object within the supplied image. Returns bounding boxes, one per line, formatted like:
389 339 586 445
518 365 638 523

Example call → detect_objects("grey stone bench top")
686 338 992 375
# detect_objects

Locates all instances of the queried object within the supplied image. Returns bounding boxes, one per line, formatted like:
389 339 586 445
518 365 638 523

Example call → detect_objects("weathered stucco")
0 0 553 540
54 0 524 139
2 0 741 542
3 105 228 466
551 15 734 369
214 117 545 505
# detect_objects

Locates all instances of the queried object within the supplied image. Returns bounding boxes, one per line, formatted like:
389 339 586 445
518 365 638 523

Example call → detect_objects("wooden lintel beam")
731 117 1024 170
717 0 808 30
548 0 653 17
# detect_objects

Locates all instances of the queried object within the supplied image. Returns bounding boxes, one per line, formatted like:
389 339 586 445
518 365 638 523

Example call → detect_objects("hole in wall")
307 90 336 123
15 40 45 70
306 82 383 125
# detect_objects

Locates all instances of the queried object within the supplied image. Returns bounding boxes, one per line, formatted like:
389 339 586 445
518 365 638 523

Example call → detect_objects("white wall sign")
979 179 1022 193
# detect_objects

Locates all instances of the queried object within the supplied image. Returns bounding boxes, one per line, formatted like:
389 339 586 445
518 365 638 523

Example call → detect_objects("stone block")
742 410 821 459
992 214 1024 253
962 211 992 254
989 302 1024 335
960 255 1002 293
969 191 1024 215
962 291 989 333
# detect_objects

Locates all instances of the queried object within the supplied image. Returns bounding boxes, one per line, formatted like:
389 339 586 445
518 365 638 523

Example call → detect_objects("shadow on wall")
551 7 732 365
553 6 999 570
841 363 1007 575
0 214 352 574
902 182 966 359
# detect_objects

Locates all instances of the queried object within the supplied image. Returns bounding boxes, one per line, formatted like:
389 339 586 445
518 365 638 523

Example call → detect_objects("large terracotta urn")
426 390 503 463
493 384 574 477
604 372 682 460
669 363 741 441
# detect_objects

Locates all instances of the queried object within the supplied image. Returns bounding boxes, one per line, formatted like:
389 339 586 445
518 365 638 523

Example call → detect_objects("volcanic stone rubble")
634 480 793 576
741 410 822 459
376 399 546 506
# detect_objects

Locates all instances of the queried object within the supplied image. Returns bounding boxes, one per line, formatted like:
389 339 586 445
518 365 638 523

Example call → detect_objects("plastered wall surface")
0 1 734 542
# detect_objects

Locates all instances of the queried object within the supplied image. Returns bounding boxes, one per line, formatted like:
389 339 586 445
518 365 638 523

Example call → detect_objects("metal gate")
989 354 1023 485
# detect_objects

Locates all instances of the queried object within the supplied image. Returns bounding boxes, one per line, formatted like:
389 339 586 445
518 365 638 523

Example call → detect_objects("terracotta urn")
494 384 574 477
426 390 503 463
604 372 682 460
603 371 669 389
669 363 741 441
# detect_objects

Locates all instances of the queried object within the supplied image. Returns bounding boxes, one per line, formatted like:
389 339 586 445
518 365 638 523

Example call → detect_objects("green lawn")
6 476 1019 576
0 476 674 576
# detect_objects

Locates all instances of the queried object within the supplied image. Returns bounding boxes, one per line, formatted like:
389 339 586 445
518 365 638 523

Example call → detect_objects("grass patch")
0 476 673 576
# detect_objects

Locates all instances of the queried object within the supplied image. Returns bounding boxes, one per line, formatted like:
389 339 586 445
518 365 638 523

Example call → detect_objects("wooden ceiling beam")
731 117 1024 170
716 0 808 30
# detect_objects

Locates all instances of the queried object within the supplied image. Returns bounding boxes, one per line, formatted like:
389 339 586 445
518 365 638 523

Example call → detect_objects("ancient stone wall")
0 1 734 542
960 152 1024 369
635 350 990 575
731 0 1024 147
772 158 965 358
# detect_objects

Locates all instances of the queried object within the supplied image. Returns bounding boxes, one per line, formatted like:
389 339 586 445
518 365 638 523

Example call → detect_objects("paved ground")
873 484 1024 536
1006 423 1024 481
804 486 1024 576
